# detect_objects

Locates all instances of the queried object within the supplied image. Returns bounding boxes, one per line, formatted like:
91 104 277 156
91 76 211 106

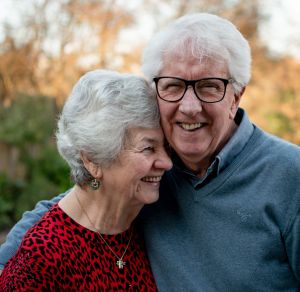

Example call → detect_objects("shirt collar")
171 108 254 186
215 108 254 174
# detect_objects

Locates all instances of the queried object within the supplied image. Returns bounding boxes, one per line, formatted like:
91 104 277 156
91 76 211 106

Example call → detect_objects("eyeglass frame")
153 76 235 103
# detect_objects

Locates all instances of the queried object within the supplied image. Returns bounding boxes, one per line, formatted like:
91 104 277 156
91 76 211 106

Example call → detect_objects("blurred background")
0 0 299 241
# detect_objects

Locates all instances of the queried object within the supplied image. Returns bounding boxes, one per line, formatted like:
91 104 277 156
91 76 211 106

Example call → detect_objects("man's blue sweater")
1 109 300 291
140 112 300 291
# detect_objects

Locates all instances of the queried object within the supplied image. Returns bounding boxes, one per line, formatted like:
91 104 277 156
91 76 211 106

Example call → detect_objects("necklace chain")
75 192 133 269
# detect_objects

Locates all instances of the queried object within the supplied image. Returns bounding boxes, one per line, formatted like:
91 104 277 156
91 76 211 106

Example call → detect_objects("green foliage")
0 94 72 230
266 111 295 137
279 88 296 103
0 94 56 146
0 174 24 230
13 145 72 220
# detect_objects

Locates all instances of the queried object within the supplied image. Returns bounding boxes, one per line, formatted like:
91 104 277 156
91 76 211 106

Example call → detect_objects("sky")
259 0 300 58
0 0 300 59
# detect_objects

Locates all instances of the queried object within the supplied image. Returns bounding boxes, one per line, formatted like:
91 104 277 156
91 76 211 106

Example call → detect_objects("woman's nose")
156 150 173 171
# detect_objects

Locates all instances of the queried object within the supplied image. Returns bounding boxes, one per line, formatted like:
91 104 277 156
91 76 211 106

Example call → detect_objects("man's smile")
177 122 204 131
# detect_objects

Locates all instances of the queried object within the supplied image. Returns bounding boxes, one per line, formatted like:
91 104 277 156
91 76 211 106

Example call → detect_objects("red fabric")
0 204 157 291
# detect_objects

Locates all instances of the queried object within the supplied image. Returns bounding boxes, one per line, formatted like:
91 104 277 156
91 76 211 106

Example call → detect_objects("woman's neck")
59 185 143 234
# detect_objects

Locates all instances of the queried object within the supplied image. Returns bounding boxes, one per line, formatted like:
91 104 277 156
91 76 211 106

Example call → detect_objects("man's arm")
0 189 71 269
285 212 300 283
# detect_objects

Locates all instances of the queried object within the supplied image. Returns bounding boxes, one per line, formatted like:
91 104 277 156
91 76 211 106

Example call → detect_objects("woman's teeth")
141 176 162 182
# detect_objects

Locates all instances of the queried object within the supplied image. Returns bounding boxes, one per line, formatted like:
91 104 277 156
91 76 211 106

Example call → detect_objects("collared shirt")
172 108 254 188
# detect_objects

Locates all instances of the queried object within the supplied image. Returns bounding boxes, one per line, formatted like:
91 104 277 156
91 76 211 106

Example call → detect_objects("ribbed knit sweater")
141 122 300 291
1 109 300 291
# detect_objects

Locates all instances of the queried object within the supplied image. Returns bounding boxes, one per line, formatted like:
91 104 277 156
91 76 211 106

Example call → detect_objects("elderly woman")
0 70 172 291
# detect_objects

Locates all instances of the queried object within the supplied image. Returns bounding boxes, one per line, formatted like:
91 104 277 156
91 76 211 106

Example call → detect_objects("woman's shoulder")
22 203 76 250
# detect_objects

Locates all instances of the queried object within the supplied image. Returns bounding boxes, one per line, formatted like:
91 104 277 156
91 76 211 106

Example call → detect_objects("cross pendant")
116 260 126 269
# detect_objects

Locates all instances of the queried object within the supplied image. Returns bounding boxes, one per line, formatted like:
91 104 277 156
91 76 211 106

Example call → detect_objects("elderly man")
1 13 300 291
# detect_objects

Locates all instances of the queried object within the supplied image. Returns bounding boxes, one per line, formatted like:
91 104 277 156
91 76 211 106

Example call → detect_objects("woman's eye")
143 146 154 152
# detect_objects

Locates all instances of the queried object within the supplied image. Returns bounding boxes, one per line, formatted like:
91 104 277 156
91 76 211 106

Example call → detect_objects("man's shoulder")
252 128 300 172
258 128 300 156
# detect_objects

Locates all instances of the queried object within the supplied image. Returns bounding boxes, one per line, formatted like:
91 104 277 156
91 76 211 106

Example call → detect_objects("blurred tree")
0 0 299 230
0 0 136 106
0 94 72 228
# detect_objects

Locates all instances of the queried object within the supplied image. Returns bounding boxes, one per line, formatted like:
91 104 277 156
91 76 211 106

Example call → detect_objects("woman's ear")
80 152 102 178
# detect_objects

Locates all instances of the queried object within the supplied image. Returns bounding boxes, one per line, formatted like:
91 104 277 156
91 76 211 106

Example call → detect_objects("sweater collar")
215 108 254 174
171 108 254 187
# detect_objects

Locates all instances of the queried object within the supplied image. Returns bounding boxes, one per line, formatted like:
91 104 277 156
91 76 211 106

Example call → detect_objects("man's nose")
178 86 203 116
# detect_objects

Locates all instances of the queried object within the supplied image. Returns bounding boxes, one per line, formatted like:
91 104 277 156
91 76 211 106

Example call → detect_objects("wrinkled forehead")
160 49 229 79
124 127 164 146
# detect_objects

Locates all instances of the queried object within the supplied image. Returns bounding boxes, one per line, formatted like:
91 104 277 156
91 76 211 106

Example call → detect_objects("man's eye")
198 82 218 89
165 83 182 90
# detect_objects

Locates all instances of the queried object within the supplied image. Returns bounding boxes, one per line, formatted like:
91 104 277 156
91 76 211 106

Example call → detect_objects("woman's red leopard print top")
0 204 157 291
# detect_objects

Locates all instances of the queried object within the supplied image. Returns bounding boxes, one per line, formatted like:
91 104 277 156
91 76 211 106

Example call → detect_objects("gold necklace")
75 192 133 269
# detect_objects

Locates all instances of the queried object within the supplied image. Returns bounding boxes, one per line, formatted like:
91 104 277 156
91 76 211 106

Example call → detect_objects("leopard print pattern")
0 204 157 291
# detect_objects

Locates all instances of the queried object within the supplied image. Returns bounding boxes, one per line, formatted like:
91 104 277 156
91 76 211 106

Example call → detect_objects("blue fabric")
141 109 300 291
1 109 300 291
0 191 68 269
216 108 254 173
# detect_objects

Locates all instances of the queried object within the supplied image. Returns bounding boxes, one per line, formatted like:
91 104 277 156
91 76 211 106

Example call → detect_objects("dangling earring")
89 178 101 190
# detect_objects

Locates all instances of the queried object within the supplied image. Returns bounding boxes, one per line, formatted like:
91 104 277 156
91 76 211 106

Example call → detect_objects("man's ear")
229 86 246 119
80 152 102 178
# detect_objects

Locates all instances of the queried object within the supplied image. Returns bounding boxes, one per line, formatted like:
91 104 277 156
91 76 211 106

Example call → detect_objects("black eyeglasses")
153 76 234 103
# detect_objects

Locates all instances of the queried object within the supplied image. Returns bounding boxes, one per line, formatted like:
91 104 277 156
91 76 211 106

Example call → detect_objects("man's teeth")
180 123 202 130
142 176 162 182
